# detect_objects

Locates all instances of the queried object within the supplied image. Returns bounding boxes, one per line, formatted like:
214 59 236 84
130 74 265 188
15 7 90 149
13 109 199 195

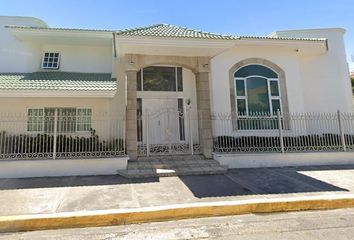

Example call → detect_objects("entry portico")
115 24 240 159
122 54 214 159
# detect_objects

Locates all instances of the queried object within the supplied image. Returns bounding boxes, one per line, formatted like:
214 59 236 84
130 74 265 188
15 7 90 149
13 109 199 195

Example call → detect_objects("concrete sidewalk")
1 164 354 216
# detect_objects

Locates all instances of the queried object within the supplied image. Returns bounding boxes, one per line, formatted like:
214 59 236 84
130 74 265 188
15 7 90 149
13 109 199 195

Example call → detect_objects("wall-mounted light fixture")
129 55 134 65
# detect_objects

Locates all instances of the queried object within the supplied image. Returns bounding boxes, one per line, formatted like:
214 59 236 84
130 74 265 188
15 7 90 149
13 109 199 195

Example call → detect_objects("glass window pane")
43 52 60 69
58 108 76 133
235 65 278 78
237 99 246 115
143 66 176 91
77 108 92 132
137 98 143 141
178 98 185 141
137 70 142 91
44 108 55 132
236 80 245 96
270 80 279 96
272 99 281 115
246 77 270 115
27 108 44 132
177 67 183 92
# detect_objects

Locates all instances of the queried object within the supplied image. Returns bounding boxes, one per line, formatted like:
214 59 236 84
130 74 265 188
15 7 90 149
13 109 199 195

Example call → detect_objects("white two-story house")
0 16 353 178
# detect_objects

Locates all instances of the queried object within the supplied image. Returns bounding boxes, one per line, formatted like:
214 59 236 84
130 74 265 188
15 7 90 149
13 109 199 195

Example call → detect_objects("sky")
1 0 353 71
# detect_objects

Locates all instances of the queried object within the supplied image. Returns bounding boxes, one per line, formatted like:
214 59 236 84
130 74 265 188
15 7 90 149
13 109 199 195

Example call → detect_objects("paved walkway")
1 165 354 216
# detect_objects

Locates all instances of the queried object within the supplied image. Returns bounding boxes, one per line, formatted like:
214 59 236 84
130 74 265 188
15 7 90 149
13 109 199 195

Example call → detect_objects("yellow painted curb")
1 195 354 233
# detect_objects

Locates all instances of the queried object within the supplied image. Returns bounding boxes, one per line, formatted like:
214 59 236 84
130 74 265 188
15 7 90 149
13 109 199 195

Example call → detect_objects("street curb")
1 194 354 233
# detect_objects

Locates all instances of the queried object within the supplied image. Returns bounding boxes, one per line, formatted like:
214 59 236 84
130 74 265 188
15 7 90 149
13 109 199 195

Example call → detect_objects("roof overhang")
116 35 328 56
236 37 328 54
0 90 116 98
6 26 113 46
115 35 236 57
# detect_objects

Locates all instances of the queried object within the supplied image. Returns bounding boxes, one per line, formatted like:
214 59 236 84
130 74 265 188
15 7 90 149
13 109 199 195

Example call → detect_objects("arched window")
234 64 282 116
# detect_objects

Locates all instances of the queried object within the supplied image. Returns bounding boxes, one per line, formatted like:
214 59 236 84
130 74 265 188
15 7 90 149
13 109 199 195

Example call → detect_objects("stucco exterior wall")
275 29 353 112
0 97 111 115
0 17 113 74
0 17 43 73
41 44 112 73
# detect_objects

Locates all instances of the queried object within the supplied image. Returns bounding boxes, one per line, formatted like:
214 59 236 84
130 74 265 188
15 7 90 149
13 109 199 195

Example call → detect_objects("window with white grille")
42 52 60 69
27 108 92 133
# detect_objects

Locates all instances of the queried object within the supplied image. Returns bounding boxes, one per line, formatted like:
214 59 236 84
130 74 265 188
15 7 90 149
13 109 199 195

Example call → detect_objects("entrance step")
117 155 228 178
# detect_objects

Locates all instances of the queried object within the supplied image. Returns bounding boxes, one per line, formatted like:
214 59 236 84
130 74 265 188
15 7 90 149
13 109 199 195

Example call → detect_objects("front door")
137 98 198 156
144 98 180 145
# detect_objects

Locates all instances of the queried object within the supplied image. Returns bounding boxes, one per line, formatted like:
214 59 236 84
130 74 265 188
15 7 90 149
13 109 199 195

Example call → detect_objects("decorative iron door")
137 98 199 156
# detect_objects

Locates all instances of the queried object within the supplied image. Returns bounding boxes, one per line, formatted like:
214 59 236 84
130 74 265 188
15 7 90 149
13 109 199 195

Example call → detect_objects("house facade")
0 16 353 177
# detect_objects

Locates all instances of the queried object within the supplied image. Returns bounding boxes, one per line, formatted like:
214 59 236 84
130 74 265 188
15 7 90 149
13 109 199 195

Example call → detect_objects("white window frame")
76 108 92 133
27 108 45 133
41 52 60 70
27 107 92 133
235 75 282 117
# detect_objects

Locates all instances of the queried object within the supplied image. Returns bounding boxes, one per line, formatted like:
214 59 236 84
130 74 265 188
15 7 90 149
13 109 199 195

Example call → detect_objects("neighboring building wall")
0 16 113 74
275 28 353 113
0 17 43 72
210 45 305 114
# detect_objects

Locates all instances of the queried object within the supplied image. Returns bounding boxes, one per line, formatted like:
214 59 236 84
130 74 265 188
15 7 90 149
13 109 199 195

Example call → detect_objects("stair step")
118 166 227 179
118 154 228 179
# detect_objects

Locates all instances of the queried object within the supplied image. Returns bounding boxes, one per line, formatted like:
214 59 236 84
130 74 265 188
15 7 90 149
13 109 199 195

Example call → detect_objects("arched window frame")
234 64 282 117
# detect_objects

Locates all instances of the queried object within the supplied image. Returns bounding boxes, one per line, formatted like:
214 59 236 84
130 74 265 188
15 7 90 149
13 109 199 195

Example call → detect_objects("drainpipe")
112 32 117 58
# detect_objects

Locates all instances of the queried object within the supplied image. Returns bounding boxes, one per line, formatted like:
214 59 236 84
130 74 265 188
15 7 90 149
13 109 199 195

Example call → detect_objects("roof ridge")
116 23 165 34
115 23 239 40
155 23 236 37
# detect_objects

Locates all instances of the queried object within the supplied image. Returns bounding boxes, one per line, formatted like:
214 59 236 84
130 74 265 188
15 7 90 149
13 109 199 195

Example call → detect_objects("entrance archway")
136 65 200 156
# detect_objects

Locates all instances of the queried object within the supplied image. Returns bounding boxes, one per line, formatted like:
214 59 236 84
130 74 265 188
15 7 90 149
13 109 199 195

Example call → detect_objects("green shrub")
0 129 125 157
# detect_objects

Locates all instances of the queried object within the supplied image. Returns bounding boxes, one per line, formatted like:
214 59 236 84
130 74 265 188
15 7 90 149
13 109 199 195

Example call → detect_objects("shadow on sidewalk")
0 165 351 200
179 166 350 198
0 175 159 190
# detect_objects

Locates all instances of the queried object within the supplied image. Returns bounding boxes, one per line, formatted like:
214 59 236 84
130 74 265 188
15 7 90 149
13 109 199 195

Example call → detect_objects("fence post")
146 110 150 157
188 110 194 155
52 108 58 160
337 110 347 152
277 109 285 153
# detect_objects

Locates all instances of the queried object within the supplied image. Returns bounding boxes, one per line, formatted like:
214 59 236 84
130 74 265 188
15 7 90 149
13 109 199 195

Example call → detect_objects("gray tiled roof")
0 72 116 91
